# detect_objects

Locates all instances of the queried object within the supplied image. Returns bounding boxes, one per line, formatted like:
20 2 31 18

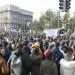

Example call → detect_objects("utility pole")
58 11 60 31
58 0 64 31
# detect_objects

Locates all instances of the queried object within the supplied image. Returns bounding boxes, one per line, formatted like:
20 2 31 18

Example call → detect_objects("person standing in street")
40 49 58 75
60 49 75 75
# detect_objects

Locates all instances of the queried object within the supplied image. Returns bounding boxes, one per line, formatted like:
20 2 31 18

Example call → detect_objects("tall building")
0 5 33 32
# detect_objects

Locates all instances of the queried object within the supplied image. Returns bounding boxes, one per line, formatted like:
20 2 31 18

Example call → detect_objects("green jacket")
40 59 58 75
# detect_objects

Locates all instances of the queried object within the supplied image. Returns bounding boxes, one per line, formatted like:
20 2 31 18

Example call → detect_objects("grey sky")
0 0 74 19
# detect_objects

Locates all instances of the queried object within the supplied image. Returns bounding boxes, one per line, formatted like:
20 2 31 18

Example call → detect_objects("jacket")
52 47 64 63
40 59 58 75
30 54 42 75
4 47 11 63
52 47 64 75
20 53 32 75
60 59 75 75
7 50 22 75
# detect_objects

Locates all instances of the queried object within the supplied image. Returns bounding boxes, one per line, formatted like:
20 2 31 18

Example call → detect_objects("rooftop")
0 4 33 16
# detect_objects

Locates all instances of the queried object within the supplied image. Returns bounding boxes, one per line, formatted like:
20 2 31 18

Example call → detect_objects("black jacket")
20 52 32 75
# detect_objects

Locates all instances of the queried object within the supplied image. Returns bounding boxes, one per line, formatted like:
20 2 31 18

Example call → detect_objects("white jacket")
7 50 22 75
60 59 75 75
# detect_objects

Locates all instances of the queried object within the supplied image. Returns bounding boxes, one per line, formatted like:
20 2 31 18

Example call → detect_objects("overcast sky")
0 0 74 19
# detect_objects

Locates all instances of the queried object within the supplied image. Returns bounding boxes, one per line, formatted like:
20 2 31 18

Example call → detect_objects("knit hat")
44 48 52 58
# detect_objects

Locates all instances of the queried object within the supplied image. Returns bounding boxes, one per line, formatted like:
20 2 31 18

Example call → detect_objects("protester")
0 30 75 75
40 49 58 75
60 48 75 75
0 44 9 75
7 44 23 75
52 42 64 75
31 44 42 75
23 40 31 55
20 44 32 75
3 41 11 63
32 42 43 57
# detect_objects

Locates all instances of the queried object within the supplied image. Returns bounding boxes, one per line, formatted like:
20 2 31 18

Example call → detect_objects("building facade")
0 5 33 32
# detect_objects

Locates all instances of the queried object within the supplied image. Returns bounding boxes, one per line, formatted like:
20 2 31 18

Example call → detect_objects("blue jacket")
52 47 64 63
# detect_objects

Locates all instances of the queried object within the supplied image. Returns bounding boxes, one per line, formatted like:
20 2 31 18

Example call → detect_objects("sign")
43 29 59 37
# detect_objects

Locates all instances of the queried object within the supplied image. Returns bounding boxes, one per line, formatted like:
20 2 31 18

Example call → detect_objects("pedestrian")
52 42 64 75
23 40 31 55
7 44 23 75
20 43 32 75
3 41 11 63
31 44 42 75
60 49 75 75
0 44 9 75
40 48 58 75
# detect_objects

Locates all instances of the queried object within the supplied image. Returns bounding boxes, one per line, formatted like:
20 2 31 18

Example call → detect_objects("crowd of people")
0 33 75 75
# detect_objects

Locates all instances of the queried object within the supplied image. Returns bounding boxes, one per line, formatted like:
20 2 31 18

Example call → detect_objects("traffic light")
65 0 71 11
59 0 64 10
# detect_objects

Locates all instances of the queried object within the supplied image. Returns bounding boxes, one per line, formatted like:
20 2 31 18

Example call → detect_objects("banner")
43 29 58 37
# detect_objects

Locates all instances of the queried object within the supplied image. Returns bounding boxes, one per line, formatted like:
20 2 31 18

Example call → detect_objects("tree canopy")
32 9 75 31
